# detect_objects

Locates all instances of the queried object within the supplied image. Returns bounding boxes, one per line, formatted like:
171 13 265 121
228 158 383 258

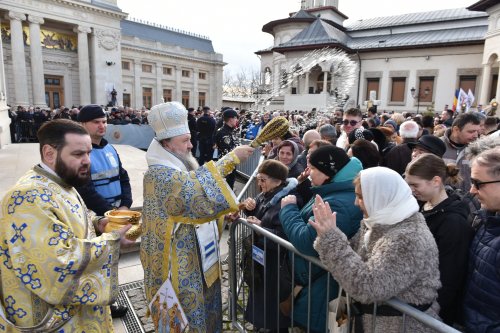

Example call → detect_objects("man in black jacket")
187 107 198 156
196 106 216 165
215 109 240 188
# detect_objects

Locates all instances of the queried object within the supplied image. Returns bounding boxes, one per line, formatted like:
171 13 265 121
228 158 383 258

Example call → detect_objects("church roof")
120 19 215 53
277 18 345 49
265 7 487 54
468 0 499 12
291 9 317 19
344 8 487 31
348 25 487 50
90 0 122 12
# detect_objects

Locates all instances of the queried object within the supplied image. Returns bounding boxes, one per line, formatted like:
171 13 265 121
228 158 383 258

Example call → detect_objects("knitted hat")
77 104 105 122
309 145 350 178
407 135 446 157
148 102 190 140
257 159 288 182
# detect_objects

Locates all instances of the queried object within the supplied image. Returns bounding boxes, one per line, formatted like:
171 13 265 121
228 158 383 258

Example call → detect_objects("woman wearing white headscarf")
310 167 441 333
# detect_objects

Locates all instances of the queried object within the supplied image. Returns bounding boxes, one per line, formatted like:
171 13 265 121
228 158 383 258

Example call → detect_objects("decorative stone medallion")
95 29 120 50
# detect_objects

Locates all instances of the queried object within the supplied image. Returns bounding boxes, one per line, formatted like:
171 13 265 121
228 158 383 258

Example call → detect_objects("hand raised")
309 194 337 236
297 167 311 183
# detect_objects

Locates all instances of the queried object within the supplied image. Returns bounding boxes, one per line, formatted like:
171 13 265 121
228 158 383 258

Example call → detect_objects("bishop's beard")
173 150 199 171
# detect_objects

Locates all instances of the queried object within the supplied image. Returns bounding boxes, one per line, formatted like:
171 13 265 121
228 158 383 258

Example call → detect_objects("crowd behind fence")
227 167 462 333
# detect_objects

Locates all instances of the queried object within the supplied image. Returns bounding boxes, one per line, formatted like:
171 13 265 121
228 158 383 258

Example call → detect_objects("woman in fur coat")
240 159 298 332
310 167 441 333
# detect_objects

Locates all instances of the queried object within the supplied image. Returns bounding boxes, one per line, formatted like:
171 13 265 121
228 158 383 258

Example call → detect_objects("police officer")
196 106 216 164
75 104 132 318
215 108 240 188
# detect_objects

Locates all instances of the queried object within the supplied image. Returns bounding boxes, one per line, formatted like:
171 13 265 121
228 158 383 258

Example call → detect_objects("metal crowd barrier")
14 121 39 142
227 176 461 333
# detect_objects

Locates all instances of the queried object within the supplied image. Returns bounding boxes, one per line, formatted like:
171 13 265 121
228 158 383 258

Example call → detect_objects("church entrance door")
45 75 65 109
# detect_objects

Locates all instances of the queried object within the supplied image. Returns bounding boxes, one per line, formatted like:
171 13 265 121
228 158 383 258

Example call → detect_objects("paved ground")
0 143 249 332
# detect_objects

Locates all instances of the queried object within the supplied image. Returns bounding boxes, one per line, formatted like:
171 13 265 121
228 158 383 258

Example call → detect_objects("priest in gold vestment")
141 102 254 332
0 120 134 332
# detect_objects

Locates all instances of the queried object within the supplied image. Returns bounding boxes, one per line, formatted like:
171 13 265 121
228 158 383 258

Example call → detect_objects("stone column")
322 71 328 94
479 64 491 105
305 72 310 94
0 17 10 147
175 66 182 101
330 73 335 92
496 64 500 103
74 25 91 105
8 11 29 106
0 17 8 103
193 68 199 108
133 60 142 108
155 62 162 104
28 15 46 108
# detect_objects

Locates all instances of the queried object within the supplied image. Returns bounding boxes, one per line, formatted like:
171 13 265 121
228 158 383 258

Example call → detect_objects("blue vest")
90 144 122 206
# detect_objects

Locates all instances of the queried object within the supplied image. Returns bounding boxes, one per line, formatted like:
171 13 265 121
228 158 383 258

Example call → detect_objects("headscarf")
359 167 419 245
277 139 300 170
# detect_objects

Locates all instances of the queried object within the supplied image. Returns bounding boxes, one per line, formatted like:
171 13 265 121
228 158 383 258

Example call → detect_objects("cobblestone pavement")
123 264 251 332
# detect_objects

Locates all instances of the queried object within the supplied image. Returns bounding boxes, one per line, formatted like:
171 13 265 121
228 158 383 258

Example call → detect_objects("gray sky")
117 0 478 74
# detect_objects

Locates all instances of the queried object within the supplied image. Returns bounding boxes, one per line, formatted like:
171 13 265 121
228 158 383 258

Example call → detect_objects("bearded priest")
0 119 134 332
141 102 254 333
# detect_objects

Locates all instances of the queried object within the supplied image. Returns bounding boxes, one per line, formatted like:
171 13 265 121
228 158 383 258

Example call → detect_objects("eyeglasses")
256 176 270 183
343 119 359 126
471 178 500 190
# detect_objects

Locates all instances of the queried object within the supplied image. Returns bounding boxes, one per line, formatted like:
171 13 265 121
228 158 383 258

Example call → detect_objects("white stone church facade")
0 0 224 148
256 0 500 114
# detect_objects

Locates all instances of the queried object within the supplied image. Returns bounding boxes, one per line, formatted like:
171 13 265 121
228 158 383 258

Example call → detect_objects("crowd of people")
8 104 150 143
0 99 499 333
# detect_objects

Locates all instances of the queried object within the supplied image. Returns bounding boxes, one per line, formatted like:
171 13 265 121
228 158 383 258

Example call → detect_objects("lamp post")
410 86 430 114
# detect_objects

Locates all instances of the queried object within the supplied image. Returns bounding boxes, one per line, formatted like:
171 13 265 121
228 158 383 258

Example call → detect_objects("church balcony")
284 92 332 111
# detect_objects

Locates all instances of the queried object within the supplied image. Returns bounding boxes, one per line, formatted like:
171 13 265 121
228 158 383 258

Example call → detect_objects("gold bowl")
104 210 142 241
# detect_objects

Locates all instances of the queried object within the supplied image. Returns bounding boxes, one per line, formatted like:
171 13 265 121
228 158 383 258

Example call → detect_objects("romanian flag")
452 89 459 112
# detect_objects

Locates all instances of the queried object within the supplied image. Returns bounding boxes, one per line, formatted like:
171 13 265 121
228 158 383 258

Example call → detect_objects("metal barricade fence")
14 121 38 142
227 178 461 333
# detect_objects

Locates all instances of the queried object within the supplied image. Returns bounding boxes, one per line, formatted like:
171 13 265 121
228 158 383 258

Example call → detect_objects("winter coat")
243 179 298 329
442 129 472 192
464 212 500 333
279 158 363 333
383 138 416 175
421 194 474 325
245 123 261 140
314 212 441 333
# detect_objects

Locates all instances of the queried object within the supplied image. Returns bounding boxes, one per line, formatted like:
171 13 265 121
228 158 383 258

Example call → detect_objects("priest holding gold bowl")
104 209 143 241
141 102 255 333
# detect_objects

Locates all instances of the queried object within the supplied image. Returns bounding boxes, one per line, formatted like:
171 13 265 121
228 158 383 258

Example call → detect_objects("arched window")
264 67 272 85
